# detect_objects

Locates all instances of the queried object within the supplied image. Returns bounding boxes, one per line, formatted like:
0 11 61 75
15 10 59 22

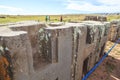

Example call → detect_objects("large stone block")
0 21 111 80
108 20 120 41
0 29 32 80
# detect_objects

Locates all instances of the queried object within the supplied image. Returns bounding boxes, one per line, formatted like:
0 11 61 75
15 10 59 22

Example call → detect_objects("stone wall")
84 16 107 21
108 20 120 41
0 21 110 80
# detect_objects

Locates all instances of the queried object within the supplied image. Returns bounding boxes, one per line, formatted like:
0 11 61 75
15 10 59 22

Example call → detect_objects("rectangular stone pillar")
0 31 33 80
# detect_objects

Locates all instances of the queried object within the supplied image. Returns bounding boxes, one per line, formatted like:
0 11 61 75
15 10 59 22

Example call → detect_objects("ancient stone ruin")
0 19 119 80
108 20 120 41
84 16 107 21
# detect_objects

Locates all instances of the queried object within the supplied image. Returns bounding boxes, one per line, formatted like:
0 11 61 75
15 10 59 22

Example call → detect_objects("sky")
0 0 120 15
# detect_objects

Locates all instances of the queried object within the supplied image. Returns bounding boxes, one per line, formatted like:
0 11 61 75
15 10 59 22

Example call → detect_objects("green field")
0 14 120 24
0 15 87 24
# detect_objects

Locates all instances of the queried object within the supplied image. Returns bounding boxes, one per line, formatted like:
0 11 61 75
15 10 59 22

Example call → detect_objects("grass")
0 14 120 24
0 15 87 24
0 15 43 24
107 15 120 21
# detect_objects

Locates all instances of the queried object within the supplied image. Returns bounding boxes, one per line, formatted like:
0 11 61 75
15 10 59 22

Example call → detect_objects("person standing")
45 15 50 22
45 15 48 22
60 16 63 22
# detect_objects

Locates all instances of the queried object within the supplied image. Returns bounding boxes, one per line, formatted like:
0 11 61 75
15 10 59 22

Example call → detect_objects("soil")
88 41 120 80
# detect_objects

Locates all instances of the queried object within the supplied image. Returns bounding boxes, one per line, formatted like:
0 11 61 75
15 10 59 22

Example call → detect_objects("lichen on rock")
0 45 13 80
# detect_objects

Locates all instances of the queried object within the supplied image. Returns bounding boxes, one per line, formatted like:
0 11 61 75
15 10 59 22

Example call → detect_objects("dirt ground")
88 41 120 80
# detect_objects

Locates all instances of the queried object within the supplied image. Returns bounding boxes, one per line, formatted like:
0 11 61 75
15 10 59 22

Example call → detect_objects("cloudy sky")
0 0 120 15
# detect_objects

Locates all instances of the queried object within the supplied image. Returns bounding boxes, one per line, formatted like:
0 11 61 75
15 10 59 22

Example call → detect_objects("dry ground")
88 41 120 80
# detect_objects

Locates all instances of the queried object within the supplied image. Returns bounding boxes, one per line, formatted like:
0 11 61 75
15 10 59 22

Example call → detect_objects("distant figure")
45 16 48 22
60 16 63 22
45 16 50 22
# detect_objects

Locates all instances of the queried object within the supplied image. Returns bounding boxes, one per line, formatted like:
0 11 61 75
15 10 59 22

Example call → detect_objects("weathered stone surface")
0 28 32 80
84 16 107 21
48 22 64 27
108 20 120 41
0 21 111 80
7 21 47 73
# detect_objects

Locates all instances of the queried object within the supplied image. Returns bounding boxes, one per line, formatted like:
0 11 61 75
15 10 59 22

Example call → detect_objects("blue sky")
0 0 120 15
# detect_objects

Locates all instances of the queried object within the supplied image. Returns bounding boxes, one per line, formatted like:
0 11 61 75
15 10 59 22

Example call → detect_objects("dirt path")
88 41 120 80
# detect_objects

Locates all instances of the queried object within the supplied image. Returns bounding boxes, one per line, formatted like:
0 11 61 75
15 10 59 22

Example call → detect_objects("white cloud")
98 0 120 6
66 0 120 13
0 5 23 12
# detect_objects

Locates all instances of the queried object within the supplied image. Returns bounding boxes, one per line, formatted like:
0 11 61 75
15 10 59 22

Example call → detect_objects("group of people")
45 15 63 22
